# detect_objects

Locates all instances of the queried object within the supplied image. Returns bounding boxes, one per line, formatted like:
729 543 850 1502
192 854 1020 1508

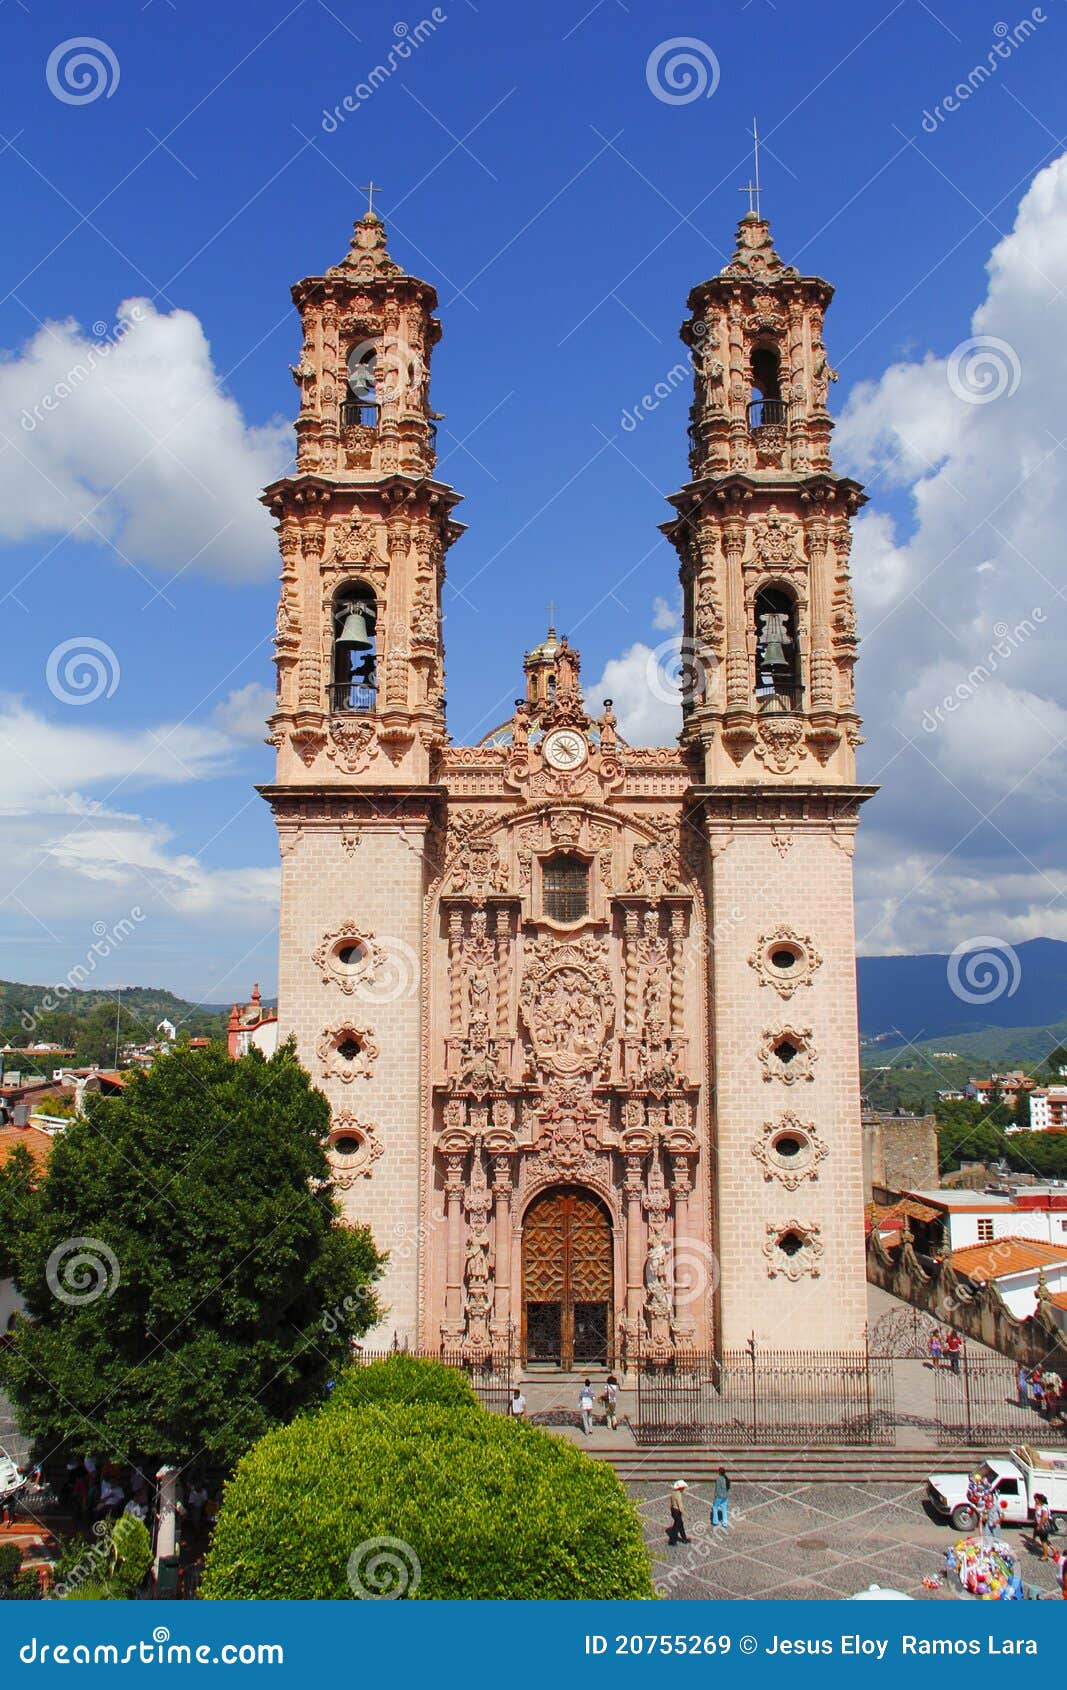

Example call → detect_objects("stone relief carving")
627 818 680 895
326 718 378 776
519 935 615 1079
754 716 806 775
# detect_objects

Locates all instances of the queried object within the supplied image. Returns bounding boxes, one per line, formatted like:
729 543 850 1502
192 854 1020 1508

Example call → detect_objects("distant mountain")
857 938 1067 1045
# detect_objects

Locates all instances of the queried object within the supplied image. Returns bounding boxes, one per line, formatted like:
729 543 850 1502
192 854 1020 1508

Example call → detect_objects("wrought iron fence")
932 1348 1067 1447
351 1346 515 1414
633 1347 895 1446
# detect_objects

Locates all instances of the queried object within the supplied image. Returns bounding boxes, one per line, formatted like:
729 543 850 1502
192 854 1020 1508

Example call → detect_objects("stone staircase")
584 1441 995 1485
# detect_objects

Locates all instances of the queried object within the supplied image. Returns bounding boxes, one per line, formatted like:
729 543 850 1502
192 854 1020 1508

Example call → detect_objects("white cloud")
652 594 681 631
586 154 1067 957
834 151 1067 953
212 682 274 743
0 699 278 998
584 642 682 746
0 300 291 579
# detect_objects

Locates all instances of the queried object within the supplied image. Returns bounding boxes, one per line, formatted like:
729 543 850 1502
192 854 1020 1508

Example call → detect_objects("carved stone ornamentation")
452 1016 502 1097
317 1021 380 1082
763 1220 823 1280
754 716 805 775
759 1026 817 1085
752 506 802 571
533 1076 603 1175
747 924 822 999
444 811 509 900
627 818 680 894
313 921 387 994
329 1110 384 1186
519 935 615 1079
326 718 378 775
752 1112 827 1192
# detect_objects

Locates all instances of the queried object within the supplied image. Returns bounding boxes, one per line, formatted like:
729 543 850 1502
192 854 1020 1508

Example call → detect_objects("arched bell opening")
754 583 802 714
331 582 378 714
748 344 787 429
341 341 380 429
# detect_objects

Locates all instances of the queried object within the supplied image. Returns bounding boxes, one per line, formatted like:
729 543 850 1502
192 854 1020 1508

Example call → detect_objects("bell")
759 611 790 669
336 606 373 650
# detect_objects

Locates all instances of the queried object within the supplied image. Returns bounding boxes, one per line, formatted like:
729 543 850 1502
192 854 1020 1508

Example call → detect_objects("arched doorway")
522 1187 613 1367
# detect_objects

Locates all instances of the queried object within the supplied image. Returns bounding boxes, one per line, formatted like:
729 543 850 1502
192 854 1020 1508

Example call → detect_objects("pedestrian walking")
984 1494 1002 1541
945 1329 962 1375
578 1378 595 1436
666 1480 689 1545
1017 1361 1030 1408
602 1374 619 1432
928 1331 943 1370
1031 1368 1045 1416
711 1467 731 1529
1032 1493 1054 1562
508 1387 527 1418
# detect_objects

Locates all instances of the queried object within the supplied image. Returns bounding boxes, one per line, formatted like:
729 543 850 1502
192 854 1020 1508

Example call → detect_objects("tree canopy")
0 1042 384 1468
201 1363 654 1601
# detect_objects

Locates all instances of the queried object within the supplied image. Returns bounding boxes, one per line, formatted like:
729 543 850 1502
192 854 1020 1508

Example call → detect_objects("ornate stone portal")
261 206 874 1363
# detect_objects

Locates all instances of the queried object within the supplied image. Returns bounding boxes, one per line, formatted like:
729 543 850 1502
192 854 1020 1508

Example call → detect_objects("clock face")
542 728 587 771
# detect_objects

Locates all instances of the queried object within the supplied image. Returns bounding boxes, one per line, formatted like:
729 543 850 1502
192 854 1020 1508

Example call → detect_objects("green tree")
201 1388 655 1600
0 1142 38 1281
0 1043 384 1468
58 1516 153 1600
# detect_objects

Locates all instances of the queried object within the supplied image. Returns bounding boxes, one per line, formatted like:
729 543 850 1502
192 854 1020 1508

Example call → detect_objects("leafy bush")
60 1516 152 1600
328 1354 480 1413
201 1403 654 1601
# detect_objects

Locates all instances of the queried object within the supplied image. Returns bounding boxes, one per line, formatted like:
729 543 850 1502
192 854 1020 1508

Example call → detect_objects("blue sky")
2 0 1066 1003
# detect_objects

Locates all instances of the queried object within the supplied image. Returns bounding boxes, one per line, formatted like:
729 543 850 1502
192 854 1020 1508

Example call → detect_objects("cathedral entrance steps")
581 1445 989 1486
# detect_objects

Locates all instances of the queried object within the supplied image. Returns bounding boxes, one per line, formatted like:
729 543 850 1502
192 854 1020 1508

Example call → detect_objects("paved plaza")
631 1478 1064 1601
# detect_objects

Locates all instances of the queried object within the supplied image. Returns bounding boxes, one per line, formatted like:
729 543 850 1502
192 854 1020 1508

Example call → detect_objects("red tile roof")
0 1123 54 1174
950 1236 1067 1282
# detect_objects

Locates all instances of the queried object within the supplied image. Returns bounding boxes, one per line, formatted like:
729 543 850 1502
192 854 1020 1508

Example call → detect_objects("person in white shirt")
509 1389 527 1418
578 1379 594 1435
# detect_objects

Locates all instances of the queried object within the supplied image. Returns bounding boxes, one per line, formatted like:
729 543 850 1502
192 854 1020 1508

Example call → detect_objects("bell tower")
665 214 876 1349
260 209 463 1343
263 206 463 786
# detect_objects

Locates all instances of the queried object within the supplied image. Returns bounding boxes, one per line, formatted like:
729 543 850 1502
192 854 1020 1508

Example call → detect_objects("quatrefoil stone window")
317 1021 380 1082
763 1220 823 1281
759 1026 817 1084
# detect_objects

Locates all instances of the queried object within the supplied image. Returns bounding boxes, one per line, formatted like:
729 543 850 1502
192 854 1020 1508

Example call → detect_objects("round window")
332 1134 362 1158
335 941 366 970
773 1134 804 1159
769 946 801 972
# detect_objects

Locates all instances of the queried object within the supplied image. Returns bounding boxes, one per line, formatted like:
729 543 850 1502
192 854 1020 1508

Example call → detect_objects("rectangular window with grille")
976 1218 994 1242
542 854 589 923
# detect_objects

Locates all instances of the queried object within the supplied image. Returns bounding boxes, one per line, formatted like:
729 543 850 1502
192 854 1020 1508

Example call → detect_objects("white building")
948 1238 1067 1320
903 1188 1067 1252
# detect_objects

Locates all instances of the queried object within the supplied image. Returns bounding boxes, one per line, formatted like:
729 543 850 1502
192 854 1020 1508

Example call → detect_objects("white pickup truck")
927 1446 1067 1531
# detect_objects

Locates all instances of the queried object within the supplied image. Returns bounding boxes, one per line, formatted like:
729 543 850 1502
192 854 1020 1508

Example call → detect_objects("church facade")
260 207 874 1364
